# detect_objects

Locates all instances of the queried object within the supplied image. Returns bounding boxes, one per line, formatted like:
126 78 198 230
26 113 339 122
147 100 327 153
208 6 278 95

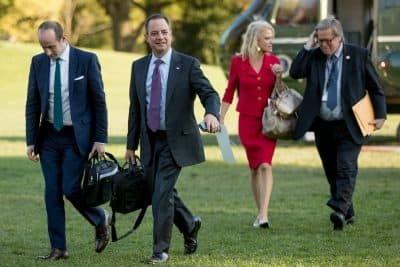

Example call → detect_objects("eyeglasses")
318 36 336 45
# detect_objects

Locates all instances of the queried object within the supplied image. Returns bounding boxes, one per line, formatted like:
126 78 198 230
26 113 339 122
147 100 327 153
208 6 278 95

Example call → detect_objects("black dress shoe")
184 216 201 255
95 210 110 253
330 211 346 230
148 252 169 264
37 248 69 260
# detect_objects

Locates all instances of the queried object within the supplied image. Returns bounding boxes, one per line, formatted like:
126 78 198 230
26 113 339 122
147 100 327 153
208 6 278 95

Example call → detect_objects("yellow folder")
352 92 375 136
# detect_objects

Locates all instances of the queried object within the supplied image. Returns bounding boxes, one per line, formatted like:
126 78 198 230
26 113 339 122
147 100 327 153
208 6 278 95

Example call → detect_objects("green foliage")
0 0 111 48
173 0 244 64
70 0 112 49
0 0 249 64
0 0 13 18
0 0 62 42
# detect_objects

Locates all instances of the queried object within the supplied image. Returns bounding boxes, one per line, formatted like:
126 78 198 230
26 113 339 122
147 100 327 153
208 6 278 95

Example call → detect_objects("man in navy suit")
125 14 220 264
25 21 110 260
290 17 386 230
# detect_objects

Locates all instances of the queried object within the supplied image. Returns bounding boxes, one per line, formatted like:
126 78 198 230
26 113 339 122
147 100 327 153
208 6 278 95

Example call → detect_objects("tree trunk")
100 0 134 51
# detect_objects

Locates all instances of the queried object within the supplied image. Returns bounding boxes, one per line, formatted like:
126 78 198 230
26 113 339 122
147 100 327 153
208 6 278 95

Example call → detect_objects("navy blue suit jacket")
290 44 386 144
126 50 220 167
25 46 108 155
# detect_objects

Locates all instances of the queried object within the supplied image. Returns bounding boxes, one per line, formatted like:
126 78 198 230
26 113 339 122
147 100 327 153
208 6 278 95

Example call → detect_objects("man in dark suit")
290 17 386 230
125 14 220 264
25 21 110 259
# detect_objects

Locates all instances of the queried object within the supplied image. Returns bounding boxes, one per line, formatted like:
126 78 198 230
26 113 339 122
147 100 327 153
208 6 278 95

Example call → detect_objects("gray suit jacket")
290 44 386 144
126 50 220 167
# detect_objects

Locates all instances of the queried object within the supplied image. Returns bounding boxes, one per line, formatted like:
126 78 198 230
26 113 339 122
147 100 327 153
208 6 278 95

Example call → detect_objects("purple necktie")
147 59 162 132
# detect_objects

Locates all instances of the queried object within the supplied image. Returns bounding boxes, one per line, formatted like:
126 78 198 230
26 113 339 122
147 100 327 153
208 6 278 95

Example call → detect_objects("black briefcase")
109 157 151 241
82 152 119 207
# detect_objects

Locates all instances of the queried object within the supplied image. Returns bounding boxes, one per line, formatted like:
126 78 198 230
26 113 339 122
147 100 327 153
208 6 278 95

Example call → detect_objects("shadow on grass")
97 134 400 147
2 134 398 146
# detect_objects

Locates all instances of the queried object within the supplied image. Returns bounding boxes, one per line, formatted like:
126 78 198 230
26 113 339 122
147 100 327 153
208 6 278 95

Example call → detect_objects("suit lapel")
166 50 182 106
138 56 151 107
39 56 51 105
341 44 350 95
317 52 326 95
69 46 78 96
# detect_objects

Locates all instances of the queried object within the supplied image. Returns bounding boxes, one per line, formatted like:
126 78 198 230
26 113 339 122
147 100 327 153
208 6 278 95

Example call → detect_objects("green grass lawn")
0 41 399 266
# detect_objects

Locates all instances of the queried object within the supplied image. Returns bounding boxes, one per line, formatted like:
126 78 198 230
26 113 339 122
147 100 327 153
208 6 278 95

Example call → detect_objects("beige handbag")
262 77 302 139
274 77 303 116
262 103 297 139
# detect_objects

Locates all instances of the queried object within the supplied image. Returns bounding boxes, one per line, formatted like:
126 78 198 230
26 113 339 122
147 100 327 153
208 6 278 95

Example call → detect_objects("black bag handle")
103 152 120 165
83 151 120 179
88 151 119 164
124 155 142 168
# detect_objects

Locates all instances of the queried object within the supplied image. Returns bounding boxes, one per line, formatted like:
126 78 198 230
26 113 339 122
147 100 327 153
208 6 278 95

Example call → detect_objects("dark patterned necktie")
147 59 163 132
53 58 63 131
326 55 338 110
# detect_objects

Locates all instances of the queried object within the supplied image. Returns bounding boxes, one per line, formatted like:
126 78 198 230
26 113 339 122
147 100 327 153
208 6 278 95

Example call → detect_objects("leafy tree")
97 0 174 52
61 0 111 48
96 0 245 62
0 0 13 18
0 0 63 42
0 0 248 65
0 0 110 48
173 0 244 64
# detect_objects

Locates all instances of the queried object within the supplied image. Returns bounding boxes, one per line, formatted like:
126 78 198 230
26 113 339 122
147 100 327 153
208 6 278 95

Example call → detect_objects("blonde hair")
240 20 275 60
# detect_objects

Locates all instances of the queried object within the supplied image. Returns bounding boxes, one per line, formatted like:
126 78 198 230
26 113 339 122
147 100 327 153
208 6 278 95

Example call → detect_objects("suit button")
257 77 261 80
257 97 262 101
257 86 261 90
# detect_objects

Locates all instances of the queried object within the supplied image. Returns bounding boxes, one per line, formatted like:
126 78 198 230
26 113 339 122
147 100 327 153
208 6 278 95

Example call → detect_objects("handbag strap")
110 207 148 242
272 75 288 98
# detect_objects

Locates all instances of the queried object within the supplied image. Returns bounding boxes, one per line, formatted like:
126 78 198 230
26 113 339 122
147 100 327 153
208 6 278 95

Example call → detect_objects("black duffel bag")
82 152 119 207
110 156 151 242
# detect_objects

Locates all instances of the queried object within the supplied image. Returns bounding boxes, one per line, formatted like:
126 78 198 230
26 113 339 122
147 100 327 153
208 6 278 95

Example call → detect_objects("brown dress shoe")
37 248 69 260
95 211 110 253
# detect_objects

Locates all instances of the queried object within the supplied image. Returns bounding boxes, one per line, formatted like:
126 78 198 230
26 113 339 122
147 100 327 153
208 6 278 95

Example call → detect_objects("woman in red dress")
220 20 283 228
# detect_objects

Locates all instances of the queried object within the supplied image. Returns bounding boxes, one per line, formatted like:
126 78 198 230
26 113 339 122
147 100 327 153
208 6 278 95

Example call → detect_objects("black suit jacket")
290 44 386 144
126 50 220 167
25 46 108 155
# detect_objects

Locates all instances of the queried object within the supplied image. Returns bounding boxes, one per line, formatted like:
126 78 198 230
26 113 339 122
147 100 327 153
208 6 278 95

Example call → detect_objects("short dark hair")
38 21 64 40
144 14 170 33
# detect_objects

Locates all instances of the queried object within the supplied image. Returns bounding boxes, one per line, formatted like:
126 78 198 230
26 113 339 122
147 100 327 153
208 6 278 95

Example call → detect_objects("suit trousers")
147 130 195 254
39 122 105 250
313 118 361 218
